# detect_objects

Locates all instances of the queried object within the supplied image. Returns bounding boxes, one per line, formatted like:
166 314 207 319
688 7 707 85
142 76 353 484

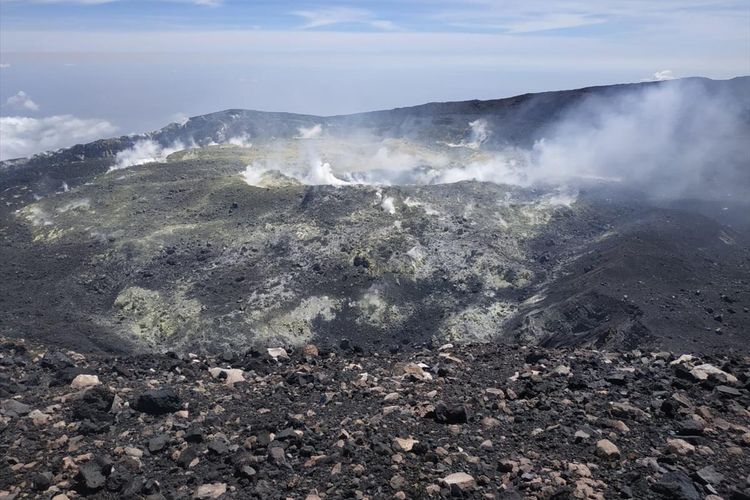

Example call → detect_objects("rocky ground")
1 337 749 499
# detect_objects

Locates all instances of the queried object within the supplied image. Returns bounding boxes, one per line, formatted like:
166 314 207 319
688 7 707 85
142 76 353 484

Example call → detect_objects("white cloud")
292 7 398 30
191 0 222 6
5 90 40 111
0 0 218 4
0 115 117 160
502 13 606 33
0 0 117 3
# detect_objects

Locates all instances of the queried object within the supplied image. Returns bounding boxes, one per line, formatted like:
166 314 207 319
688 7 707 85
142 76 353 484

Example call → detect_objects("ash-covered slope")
0 77 748 355
1 337 749 499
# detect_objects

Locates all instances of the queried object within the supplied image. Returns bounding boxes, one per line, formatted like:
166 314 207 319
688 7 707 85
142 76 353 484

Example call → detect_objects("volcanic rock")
133 388 181 415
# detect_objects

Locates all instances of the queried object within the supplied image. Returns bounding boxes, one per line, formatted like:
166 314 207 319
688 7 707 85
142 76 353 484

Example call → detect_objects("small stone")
208 367 245 386
268 446 288 467
267 347 288 360
425 484 441 496
481 416 501 429
442 472 476 494
70 374 101 389
194 482 227 499
690 364 738 384
390 475 406 490
28 409 51 425
124 447 143 459
302 344 319 357
485 388 505 398
666 438 695 455
574 430 591 441
393 437 418 452
383 392 400 402
551 365 571 376
403 362 433 381
596 439 620 460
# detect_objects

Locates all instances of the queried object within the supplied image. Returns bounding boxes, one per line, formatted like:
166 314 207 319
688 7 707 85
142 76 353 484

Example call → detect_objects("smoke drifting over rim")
236 79 748 203
528 80 750 200
100 78 748 203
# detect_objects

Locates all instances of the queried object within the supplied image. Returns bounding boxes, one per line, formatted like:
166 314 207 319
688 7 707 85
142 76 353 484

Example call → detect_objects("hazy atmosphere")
1 2 750 499
1 0 749 159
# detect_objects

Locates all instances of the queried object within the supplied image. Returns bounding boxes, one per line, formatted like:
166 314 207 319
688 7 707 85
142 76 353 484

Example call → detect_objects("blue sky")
0 1 749 159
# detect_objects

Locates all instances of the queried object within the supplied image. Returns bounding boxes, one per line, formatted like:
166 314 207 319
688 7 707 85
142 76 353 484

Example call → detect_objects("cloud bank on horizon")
0 0 748 160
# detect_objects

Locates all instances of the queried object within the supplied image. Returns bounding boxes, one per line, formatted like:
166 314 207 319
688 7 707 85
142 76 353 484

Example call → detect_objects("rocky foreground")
1 338 749 499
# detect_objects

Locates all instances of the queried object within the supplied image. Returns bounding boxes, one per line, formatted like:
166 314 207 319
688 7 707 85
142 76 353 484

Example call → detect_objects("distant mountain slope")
0 77 748 355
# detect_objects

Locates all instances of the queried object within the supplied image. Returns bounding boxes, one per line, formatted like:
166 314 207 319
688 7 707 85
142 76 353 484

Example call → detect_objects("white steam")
444 118 490 149
375 190 397 214
648 70 675 81
110 139 186 171
527 81 749 199
305 159 351 185
297 124 323 139
226 134 253 148
241 157 351 187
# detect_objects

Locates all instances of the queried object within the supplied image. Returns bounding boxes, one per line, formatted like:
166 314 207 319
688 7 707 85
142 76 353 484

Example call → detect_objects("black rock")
106 469 131 492
147 434 169 453
113 364 133 378
184 424 204 443
274 428 298 442
432 402 469 424
715 385 741 397
177 446 198 468
651 471 701 500
207 437 229 455
71 386 115 430
238 465 257 479
40 351 74 371
122 476 144 497
256 430 272 447
606 372 629 386
661 399 681 418
77 462 108 492
0 399 31 417
694 465 724 485
30 471 52 491
267 445 289 467
285 372 315 386
677 420 704 436
525 352 548 364
133 388 181 415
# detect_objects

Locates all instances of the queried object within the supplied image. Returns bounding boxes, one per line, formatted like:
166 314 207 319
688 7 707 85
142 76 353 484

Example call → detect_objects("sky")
0 0 749 159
